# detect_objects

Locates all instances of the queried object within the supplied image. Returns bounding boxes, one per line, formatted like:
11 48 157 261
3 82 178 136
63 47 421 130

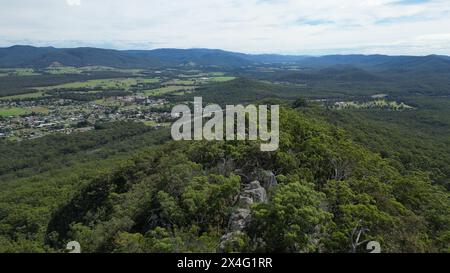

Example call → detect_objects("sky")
1 0 450 55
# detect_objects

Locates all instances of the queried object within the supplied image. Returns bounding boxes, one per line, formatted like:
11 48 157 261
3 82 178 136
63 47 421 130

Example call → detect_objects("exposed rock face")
238 196 253 209
219 176 274 252
218 231 246 253
228 208 251 231
226 182 267 232
259 170 278 190
243 181 267 203
247 169 278 190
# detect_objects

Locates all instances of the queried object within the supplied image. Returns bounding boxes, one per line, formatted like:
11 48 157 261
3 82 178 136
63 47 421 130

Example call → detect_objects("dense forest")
0 107 448 253
0 122 170 252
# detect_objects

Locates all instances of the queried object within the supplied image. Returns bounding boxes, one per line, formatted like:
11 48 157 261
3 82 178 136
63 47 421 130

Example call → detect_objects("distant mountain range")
1 45 450 72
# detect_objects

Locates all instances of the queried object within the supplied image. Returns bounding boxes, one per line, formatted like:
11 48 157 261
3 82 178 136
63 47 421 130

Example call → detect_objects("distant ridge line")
0 45 449 70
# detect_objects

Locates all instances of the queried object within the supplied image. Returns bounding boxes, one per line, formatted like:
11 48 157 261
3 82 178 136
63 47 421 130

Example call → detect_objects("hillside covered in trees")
0 107 448 253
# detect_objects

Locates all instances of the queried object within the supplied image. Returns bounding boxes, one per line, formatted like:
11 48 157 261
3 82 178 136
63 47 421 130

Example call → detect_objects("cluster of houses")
0 96 171 141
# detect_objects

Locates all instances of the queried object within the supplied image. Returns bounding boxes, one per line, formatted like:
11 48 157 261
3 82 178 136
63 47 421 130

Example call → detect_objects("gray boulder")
243 181 267 203
228 208 251 231
238 196 253 208
259 170 278 190
247 169 278 190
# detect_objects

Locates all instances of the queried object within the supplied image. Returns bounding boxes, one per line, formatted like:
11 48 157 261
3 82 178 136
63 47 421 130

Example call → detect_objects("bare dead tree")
330 157 352 181
350 220 370 253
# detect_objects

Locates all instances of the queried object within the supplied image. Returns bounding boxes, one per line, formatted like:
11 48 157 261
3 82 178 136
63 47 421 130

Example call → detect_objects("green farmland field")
140 85 197 96
0 107 29 117
39 77 160 91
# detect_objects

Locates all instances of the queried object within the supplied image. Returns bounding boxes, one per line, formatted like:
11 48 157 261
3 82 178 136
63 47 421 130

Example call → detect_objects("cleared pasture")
0 107 29 117
140 85 197 96
39 77 160 91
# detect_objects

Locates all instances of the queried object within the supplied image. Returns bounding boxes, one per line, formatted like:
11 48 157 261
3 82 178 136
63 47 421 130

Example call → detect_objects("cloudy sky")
1 0 450 55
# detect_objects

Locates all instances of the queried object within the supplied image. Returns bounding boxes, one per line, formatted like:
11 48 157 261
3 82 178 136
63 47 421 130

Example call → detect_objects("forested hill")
44 108 450 253
2 45 450 71
0 109 448 253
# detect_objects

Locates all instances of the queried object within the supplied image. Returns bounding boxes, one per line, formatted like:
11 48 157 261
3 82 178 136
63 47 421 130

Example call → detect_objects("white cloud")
66 0 81 6
0 0 450 55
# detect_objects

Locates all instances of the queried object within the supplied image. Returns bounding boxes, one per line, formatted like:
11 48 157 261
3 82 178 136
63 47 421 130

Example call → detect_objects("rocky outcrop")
225 181 267 233
238 196 253 209
228 208 252 231
246 169 278 190
242 181 267 204
219 177 274 252
259 170 278 190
